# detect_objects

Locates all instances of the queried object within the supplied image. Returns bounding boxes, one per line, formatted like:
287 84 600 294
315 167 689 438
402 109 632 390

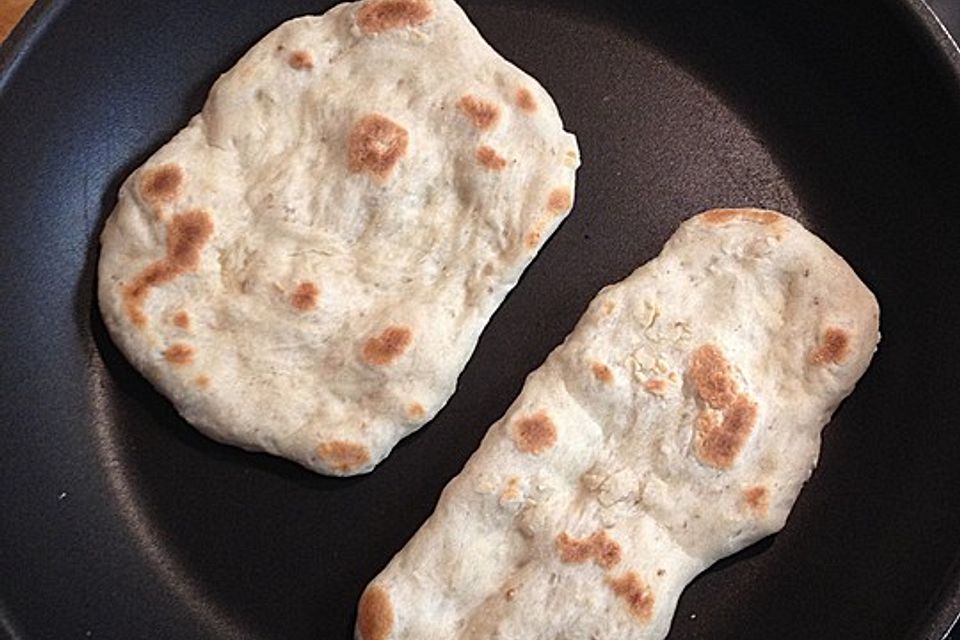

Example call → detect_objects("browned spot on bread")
524 229 542 249
701 209 742 225
164 343 194 366
602 301 616 315
556 530 622 570
317 441 371 472
140 164 184 204
501 476 522 502
724 394 758 436
357 584 394 640
811 327 851 365
122 210 214 328
644 379 667 395
556 532 593 564
744 485 769 516
690 344 759 469
457 95 501 130
747 210 780 224
695 410 720 434
476 145 507 171
690 344 738 410
356 0 433 34
362 326 412 365
291 281 320 311
695 394 758 469
194 374 210 388
287 50 314 70
167 210 215 271
593 534 623 570
172 310 190 329
348 114 409 182
505 588 517 601
547 188 572 215
607 572 655 622
123 263 172 327
513 411 557 455
591 362 614 384
701 208 781 225
407 402 426 419
515 87 537 112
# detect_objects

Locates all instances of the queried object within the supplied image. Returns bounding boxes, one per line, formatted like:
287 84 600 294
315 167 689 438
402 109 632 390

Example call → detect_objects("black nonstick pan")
2 0 959 638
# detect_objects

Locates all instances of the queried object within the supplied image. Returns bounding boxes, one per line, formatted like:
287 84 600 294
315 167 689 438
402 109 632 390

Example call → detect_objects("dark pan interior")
1 0 959 638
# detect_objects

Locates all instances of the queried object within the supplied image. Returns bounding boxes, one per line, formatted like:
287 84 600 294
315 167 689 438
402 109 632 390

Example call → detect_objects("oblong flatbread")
98 0 579 475
356 209 880 639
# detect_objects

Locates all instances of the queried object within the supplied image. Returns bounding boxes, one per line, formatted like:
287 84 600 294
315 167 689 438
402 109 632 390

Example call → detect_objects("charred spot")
690 344 738 410
140 164 184 203
556 530 622 570
316 441 371 472
172 310 190 329
167 210 215 270
810 327 851 365
348 114 409 182
694 394 758 470
644 379 667 395
607 572 655 622
356 584 394 640
689 345 759 469
291 281 320 311
515 87 537 113
288 50 314 70
406 402 426 419
356 0 433 34
163 343 194 366
547 188 572 214
524 229 542 249
591 362 614 384
476 145 508 171
457 95 501 130
743 485 769 515
122 211 213 329
513 411 557 455
123 263 172 327
500 477 522 503
701 208 780 225
362 325 413 366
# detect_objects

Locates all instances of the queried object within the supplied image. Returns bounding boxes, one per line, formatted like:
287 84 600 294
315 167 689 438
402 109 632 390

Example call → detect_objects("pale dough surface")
356 209 880 640
98 0 579 475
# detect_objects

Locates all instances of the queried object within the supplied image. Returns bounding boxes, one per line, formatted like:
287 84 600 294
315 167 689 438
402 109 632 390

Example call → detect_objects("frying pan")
2 0 959 638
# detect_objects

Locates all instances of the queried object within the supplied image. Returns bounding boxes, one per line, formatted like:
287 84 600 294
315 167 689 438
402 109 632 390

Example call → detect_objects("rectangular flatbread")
355 208 880 639
97 0 579 475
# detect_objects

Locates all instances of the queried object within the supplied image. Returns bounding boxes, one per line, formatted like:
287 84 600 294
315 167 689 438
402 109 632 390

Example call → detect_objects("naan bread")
97 0 579 475
356 209 880 639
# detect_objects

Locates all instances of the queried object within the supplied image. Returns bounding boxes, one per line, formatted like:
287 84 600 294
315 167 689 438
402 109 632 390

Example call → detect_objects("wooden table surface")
1 0 35 44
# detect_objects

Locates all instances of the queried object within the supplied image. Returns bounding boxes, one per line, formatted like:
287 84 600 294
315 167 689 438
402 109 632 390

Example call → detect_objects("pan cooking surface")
1 0 959 638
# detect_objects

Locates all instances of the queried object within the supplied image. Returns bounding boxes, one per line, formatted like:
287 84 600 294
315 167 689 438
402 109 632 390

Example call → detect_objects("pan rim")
888 5 960 639
3 0 959 95
0 0 61 95
0 1 958 639
904 0 960 73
